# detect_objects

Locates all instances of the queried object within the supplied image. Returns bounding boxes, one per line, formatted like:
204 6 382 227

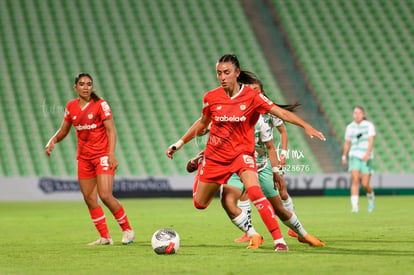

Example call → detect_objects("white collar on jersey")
80 101 91 111
230 84 245 100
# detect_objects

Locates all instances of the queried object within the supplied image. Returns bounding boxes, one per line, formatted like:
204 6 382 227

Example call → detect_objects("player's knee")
99 193 115 206
82 194 98 206
193 199 208 210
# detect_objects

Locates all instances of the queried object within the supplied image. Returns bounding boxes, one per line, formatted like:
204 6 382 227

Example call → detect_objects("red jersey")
64 98 113 160
202 85 274 162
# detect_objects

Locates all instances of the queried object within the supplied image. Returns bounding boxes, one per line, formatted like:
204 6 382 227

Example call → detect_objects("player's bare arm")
342 140 351 167
268 105 326 141
264 139 282 190
166 114 211 159
103 117 118 170
45 120 72 157
275 124 288 167
362 136 374 162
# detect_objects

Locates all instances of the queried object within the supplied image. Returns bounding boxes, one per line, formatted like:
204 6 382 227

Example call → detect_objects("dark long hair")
253 78 300 112
217 54 258 85
74 72 101 102
218 54 300 112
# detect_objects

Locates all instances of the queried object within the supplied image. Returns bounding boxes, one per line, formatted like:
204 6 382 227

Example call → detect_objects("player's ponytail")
276 102 301 112
90 91 101 102
217 54 300 112
261 89 301 112
254 80 301 113
74 72 101 102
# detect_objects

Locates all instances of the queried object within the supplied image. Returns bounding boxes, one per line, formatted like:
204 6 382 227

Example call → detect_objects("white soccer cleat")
88 237 114 246
122 229 135 245
351 207 359 213
274 243 289 251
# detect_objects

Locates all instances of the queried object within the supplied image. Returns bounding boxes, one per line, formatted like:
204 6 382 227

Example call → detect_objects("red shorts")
199 154 257 185
78 155 116 179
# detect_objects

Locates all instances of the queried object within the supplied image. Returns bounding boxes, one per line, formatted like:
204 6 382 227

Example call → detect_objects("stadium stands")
0 0 321 176
272 0 414 173
4 0 411 176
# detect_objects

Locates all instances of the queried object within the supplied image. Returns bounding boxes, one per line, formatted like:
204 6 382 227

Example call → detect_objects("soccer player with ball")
166 54 325 251
45 73 135 245
187 79 324 250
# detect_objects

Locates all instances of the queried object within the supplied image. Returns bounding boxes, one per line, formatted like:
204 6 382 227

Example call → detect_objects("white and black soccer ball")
151 228 180 254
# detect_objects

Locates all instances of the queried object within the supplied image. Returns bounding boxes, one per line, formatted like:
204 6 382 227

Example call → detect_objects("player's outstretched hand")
305 126 326 141
166 140 184 159
45 140 55 157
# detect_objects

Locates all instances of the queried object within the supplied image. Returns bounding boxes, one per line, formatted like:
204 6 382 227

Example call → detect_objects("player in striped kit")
45 73 135 245
342 106 376 212
167 54 325 251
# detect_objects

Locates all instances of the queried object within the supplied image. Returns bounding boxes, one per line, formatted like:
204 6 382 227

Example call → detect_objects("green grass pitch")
1 196 413 274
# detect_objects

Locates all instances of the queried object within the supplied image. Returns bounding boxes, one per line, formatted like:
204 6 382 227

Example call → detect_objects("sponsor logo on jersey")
75 123 97 130
243 155 255 168
259 93 273 105
214 115 246 122
101 101 110 111
216 105 222 110
88 112 93 120
240 103 246 111
101 101 111 117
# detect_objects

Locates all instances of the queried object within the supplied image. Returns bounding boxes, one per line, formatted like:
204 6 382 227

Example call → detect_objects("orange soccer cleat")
298 233 325 246
247 234 264 249
287 228 298 238
235 233 250 242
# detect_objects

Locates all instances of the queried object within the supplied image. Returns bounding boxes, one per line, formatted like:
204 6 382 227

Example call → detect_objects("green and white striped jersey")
254 114 283 171
344 120 376 159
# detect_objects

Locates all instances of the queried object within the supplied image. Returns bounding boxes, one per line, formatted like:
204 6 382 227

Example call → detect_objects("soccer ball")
151 228 180 254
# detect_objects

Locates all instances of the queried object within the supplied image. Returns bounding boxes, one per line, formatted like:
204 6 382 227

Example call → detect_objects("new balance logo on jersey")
214 115 246 122
75 123 97 130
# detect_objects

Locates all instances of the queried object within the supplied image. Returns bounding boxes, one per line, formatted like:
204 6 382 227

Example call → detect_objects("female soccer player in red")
166 54 325 251
45 73 135 245
186 80 323 250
